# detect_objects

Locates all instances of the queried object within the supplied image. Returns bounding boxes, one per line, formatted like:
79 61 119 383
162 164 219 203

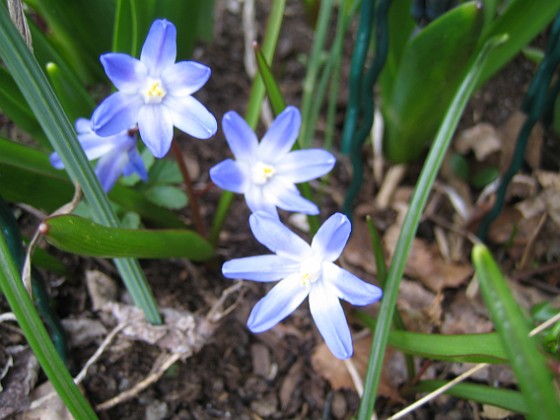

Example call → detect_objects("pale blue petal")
137 105 174 158
91 92 142 136
275 149 335 183
75 118 92 133
322 262 383 306
162 61 211 96
123 147 148 181
265 178 319 215
258 106 301 163
222 111 258 162
209 159 249 194
164 95 217 139
249 212 310 259
100 53 147 93
95 148 128 192
141 19 177 77
245 186 278 216
247 273 309 333
78 136 120 161
311 213 351 261
49 152 64 169
222 255 299 281
309 281 353 359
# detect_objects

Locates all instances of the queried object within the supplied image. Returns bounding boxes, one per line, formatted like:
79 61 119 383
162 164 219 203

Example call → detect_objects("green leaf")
148 159 183 185
0 137 185 228
254 43 286 116
472 244 559 419
24 0 116 83
144 185 188 210
358 35 508 419
153 0 213 59
113 0 140 55
410 380 528 414
382 2 484 163
478 0 560 87
42 214 214 261
46 62 95 123
0 67 46 145
357 312 508 364
0 232 98 419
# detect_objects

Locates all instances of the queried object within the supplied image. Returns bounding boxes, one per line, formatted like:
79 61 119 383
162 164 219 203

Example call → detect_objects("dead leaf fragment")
311 335 405 403
455 123 502 161
385 227 472 292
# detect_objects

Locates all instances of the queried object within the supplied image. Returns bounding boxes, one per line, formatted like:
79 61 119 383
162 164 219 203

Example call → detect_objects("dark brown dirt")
1 1 558 420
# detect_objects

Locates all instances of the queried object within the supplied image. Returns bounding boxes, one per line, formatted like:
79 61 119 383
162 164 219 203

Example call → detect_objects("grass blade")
472 244 559 419
0 232 97 419
409 380 528 414
357 34 508 419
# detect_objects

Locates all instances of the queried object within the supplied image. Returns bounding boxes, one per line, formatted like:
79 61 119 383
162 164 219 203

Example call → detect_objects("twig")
96 352 183 411
389 363 489 420
74 322 131 385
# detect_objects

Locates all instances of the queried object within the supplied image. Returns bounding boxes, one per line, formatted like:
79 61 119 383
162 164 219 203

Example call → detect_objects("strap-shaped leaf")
254 43 286 116
472 244 559 419
382 2 484 163
0 232 97 419
42 215 214 261
357 312 508 364
410 380 528 415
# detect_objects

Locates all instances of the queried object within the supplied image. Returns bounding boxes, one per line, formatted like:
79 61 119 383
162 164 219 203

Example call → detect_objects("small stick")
170 140 206 237
96 352 183 411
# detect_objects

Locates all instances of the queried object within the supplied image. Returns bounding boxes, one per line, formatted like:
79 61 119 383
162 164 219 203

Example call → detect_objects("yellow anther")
252 161 276 185
142 79 166 104
299 257 322 287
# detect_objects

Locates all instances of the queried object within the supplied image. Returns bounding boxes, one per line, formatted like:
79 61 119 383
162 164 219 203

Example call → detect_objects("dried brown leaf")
311 335 405 403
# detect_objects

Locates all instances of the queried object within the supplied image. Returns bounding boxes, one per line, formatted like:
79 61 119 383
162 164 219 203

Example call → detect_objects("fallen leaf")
0 346 39 418
23 381 73 420
385 226 472 292
455 123 502 161
311 335 405 403
499 111 542 171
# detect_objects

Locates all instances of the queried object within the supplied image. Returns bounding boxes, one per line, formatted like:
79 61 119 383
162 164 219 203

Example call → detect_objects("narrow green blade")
473 244 559 419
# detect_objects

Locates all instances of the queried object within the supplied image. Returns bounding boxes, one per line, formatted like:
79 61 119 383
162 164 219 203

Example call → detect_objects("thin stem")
171 140 206 238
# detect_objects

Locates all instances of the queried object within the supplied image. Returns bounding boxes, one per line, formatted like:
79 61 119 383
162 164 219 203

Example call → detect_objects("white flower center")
142 78 166 104
299 256 322 287
251 161 276 185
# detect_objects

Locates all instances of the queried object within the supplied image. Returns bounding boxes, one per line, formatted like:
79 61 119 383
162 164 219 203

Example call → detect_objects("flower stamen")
142 79 166 104
252 161 276 185
299 257 322 287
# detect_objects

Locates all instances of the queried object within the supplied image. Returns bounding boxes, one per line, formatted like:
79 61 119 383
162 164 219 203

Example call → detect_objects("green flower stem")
0 2 161 324
210 0 286 242
299 0 334 149
0 231 98 419
357 35 508 419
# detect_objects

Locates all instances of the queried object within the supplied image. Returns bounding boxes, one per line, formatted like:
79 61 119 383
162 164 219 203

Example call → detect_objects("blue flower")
209 106 335 216
222 212 383 359
50 118 147 192
91 19 217 158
